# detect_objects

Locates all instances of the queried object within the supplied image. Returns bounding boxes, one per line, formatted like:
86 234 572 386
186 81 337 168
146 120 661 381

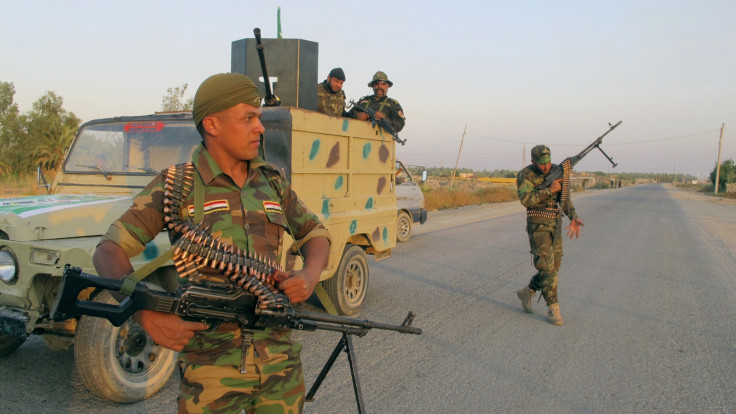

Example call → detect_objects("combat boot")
516 286 535 314
548 303 563 326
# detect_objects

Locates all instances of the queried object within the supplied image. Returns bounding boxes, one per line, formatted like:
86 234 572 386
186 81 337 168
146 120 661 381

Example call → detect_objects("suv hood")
0 195 132 241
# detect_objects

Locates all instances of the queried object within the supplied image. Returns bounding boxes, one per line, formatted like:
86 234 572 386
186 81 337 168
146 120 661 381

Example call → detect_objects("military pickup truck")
0 107 399 402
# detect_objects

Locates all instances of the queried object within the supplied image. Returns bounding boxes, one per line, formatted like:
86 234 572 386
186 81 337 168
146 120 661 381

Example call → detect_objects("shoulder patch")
263 200 283 214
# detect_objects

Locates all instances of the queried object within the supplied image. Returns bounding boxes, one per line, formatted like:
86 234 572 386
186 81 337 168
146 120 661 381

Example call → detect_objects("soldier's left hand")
566 217 584 239
275 269 319 303
374 112 386 120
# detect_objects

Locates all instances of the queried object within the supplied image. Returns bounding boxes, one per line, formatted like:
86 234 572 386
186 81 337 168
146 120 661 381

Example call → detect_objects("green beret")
531 145 551 164
192 73 261 126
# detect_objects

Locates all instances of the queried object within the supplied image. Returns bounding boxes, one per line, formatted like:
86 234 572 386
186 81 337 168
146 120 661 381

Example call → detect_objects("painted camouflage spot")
334 175 344 190
383 226 388 243
371 227 380 242
143 242 159 260
349 220 357 234
362 143 372 159
378 144 389 163
377 176 386 194
365 197 374 209
309 139 320 161
342 119 349 131
326 142 340 168
322 199 330 218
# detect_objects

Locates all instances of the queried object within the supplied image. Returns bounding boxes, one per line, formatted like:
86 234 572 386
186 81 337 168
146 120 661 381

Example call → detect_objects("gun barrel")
261 308 422 335
569 120 622 168
252 27 279 106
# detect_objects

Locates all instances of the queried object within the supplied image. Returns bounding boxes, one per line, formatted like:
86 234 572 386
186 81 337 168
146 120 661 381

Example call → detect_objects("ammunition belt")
526 207 560 219
162 163 287 309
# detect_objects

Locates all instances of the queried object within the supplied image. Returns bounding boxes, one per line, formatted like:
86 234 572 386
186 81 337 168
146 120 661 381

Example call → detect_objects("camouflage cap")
531 145 551 164
368 71 393 87
192 73 261 126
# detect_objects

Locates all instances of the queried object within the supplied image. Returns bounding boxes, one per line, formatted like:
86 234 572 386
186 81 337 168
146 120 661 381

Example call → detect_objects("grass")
423 186 518 210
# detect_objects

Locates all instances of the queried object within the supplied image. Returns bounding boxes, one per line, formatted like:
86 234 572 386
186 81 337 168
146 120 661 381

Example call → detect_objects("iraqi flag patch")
263 200 283 215
187 200 229 215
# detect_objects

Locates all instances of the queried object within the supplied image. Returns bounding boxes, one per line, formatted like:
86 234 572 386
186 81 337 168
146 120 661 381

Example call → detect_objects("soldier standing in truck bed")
317 67 347 116
350 71 406 132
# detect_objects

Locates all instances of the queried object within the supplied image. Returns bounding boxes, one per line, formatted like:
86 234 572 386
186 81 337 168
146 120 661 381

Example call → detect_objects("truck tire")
0 335 26 357
396 211 412 243
323 245 369 315
74 290 177 403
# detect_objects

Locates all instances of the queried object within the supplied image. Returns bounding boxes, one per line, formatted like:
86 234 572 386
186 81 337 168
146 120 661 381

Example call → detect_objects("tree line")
1 80 732 191
0 82 193 178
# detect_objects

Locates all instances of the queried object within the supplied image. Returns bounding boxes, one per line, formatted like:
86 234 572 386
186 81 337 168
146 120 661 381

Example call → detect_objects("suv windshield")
64 119 201 174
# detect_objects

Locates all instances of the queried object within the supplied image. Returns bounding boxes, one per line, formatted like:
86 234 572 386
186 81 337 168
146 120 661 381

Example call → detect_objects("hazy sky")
2 1 734 176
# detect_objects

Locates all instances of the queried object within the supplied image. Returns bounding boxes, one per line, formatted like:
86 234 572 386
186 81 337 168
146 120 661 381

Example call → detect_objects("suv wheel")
323 245 369 315
396 211 412 243
74 290 177 403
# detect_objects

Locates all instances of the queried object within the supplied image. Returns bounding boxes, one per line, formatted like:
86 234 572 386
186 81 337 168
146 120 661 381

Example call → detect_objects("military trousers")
526 221 563 305
177 343 305 414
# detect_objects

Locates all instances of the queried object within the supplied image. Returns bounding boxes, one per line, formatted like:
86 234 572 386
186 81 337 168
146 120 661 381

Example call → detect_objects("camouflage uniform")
101 143 331 414
352 95 406 133
516 163 577 305
316 81 346 117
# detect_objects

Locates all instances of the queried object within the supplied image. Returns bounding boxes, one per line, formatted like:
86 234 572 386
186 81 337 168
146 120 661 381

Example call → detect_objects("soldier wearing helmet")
515 145 584 326
350 71 406 132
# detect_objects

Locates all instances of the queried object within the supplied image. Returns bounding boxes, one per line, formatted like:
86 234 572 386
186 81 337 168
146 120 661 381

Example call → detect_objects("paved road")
2 184 734 413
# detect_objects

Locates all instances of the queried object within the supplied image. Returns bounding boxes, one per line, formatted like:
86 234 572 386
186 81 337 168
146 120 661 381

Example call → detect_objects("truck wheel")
324 245 369 315
0 335 26 357
74 291 177 403
396 211 412 243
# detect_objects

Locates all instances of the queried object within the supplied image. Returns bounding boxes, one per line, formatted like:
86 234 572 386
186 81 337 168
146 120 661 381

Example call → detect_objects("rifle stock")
51 265 421 337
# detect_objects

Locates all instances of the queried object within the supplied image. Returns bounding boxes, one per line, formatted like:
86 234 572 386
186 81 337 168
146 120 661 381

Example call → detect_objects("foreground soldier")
350 71 405 132
93 73 331 413
516 145 583 326
316 67 347 116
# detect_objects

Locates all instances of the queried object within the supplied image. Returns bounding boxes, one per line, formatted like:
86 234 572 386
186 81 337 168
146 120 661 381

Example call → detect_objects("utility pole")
450 124 467 191
521 143 526 169
714 123 724 194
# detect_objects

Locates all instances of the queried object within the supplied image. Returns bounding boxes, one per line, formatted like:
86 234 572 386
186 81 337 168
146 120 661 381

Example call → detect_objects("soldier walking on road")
516 145 583 326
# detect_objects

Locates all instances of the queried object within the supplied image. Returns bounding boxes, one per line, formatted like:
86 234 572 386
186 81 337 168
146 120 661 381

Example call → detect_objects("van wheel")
396 211 412 243
0 335 26 357
324 245 369 315
74 291 177 403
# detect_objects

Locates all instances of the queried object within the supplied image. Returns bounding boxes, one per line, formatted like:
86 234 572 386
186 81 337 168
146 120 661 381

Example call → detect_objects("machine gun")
348 100 406 146
537 120 621 190
253 27 281 107
51 265 421 336
51 264 421 412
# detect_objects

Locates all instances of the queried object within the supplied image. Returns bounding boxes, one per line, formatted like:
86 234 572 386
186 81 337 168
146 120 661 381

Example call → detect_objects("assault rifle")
51 265 422 336
253 27 281 107
537 121 622 190
348 100 406 145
